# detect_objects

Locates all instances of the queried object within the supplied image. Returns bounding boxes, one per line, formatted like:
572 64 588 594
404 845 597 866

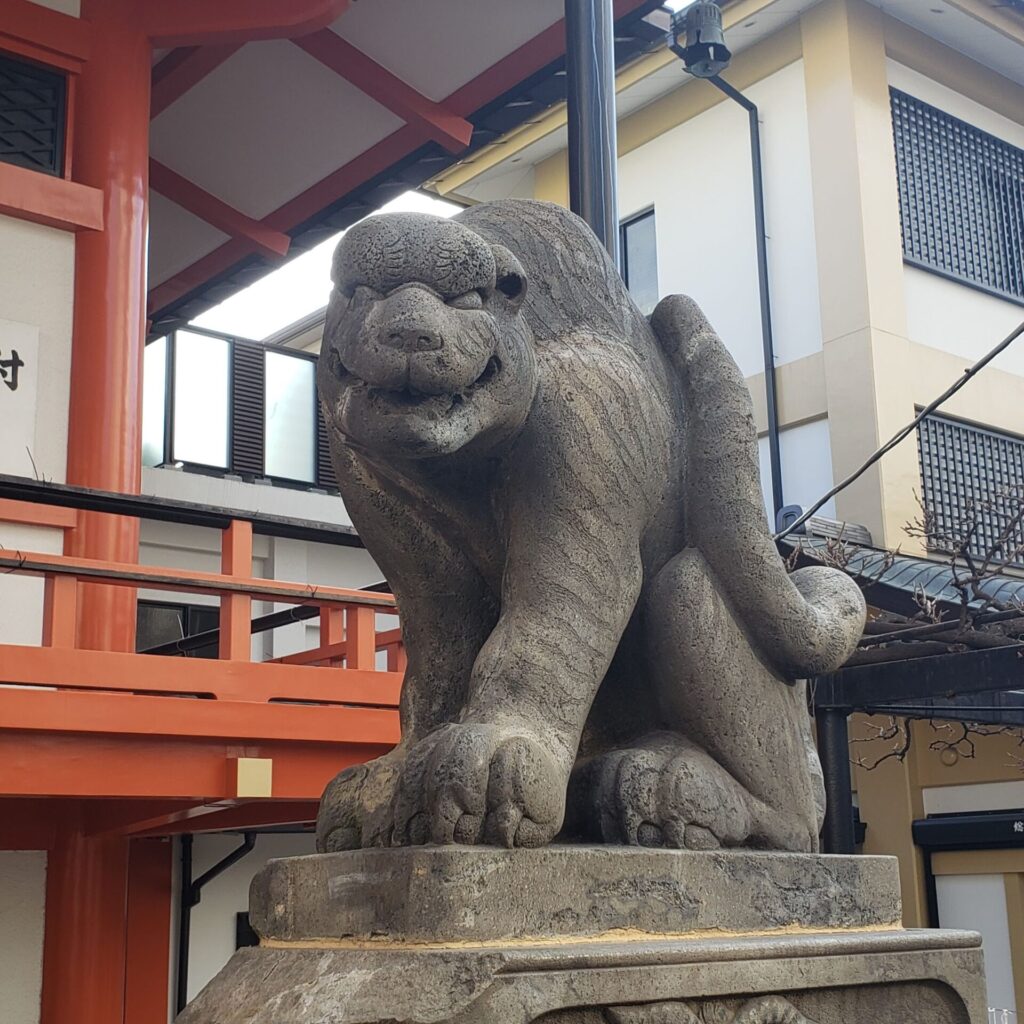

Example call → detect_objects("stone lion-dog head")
318 212 537 459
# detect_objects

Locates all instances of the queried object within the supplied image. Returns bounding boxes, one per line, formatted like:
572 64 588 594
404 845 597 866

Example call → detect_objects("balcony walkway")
0 481 401 845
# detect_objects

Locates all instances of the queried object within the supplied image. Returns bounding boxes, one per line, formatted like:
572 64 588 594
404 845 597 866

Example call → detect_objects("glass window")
141 336 167 468
0 54 67 177
891 88 1024 303
918 415 1024 568
264 351 315 482
172 331 230 468
137 601 219 659
621 210 659 315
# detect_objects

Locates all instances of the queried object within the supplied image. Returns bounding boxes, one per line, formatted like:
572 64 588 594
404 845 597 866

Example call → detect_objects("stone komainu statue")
316 199 865 852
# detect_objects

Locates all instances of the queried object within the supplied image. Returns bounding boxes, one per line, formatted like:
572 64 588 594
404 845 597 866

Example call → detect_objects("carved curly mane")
456 199 652 347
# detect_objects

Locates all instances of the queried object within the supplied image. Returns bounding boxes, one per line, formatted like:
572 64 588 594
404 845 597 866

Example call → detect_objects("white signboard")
0 318 41 478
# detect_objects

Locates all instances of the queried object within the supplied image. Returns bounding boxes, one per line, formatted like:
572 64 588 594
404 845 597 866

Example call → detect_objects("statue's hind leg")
569 548 823 852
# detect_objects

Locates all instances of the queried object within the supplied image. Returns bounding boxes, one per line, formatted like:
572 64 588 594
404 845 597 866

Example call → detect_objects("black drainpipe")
176 832 257 1014
706 74 784 520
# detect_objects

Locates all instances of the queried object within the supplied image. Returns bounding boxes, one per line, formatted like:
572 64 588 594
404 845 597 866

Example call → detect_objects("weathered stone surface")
177 927 986 1024
180 850 985 1023
315 198 867 854
250 847 902 944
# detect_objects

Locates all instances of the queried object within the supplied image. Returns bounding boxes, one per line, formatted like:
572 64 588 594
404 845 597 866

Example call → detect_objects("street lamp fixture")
667 0 732 79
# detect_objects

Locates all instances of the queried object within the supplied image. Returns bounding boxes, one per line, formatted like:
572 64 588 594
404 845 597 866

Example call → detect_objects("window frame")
262 346 320 487
143 326 337 492
891 87 1024 308
0 50 68 179
619 206 659 315
917 412 1024 569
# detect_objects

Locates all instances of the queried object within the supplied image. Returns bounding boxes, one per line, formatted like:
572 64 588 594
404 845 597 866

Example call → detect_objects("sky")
191 190 461 341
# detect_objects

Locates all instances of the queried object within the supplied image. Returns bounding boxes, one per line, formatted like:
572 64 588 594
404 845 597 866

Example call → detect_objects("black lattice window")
0 53 66 177
891 88 1024 305
918 415 1024 568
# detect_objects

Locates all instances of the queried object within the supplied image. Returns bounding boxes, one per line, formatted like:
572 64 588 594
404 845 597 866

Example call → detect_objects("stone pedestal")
177 848 987 1024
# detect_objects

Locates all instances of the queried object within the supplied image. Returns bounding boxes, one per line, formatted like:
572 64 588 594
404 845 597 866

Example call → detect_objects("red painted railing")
0 494 402 805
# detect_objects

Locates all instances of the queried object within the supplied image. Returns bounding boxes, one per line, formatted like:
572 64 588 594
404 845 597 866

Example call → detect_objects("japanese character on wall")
0 347 24 391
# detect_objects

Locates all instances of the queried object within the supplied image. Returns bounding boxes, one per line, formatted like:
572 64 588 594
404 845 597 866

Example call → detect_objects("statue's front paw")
316 752 403 851
390 722 567 848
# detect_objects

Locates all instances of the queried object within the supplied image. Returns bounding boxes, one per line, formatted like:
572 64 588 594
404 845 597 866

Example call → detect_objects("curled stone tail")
651 295 865 679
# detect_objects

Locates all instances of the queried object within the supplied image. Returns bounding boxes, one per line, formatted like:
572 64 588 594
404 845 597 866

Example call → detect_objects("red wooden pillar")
65 0 151 652
124 839 174 1023
40 819 131 1024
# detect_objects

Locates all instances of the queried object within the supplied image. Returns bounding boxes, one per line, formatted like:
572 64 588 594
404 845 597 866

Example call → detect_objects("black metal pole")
175 834 193 1015
565 0 621 267
708 74 784 520
816 705 856 854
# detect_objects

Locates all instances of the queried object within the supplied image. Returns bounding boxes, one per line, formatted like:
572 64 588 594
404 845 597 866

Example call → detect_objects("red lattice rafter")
295 30 473 153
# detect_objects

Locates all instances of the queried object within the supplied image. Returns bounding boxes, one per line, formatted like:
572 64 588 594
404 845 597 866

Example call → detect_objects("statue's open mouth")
330 353 503 417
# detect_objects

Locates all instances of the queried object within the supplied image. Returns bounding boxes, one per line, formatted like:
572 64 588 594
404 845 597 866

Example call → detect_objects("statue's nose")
384 326 443 353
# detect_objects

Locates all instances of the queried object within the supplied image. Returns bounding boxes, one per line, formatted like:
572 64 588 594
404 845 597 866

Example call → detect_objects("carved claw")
316 753 403 852
390 722 566 848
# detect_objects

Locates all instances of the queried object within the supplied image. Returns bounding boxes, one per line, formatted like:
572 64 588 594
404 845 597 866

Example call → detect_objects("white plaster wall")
617 60 822 378
0 216 74 484
137 515 385 661
888 62 1024 379
936 873 1016 1014
182 833 316 1005
757 417 836 525
142 466 357 529
0 851 46 1024
0 217 74 646
0 523 63 645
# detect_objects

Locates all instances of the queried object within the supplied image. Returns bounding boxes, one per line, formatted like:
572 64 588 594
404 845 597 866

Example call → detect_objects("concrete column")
801 0 919 550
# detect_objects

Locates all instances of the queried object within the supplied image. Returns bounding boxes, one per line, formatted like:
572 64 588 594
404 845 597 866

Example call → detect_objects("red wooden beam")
0 798 61 850
85 799 319 837
132 801 320 837
0 161 103 233
84 800 214 838
0 644 402 707
1 728 391 800
144 0 350 48
151 44 242 118
150 159 291 260
147 0 649 318
0 687 399 746
295 31 473 153
0 0 92 70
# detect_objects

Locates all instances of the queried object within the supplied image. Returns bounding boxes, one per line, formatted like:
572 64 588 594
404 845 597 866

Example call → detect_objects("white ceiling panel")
331 0 565 103
865 0 1024 87
148 192 230 287
150 39 404 222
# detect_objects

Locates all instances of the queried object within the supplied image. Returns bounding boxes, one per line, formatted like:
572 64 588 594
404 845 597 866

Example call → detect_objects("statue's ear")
492 245 527 310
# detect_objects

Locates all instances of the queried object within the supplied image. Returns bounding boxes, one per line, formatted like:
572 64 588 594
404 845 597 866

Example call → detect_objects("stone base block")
177 848 987 1024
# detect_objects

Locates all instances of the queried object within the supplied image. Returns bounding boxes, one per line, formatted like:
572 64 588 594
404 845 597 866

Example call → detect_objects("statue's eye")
449 290 483 310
